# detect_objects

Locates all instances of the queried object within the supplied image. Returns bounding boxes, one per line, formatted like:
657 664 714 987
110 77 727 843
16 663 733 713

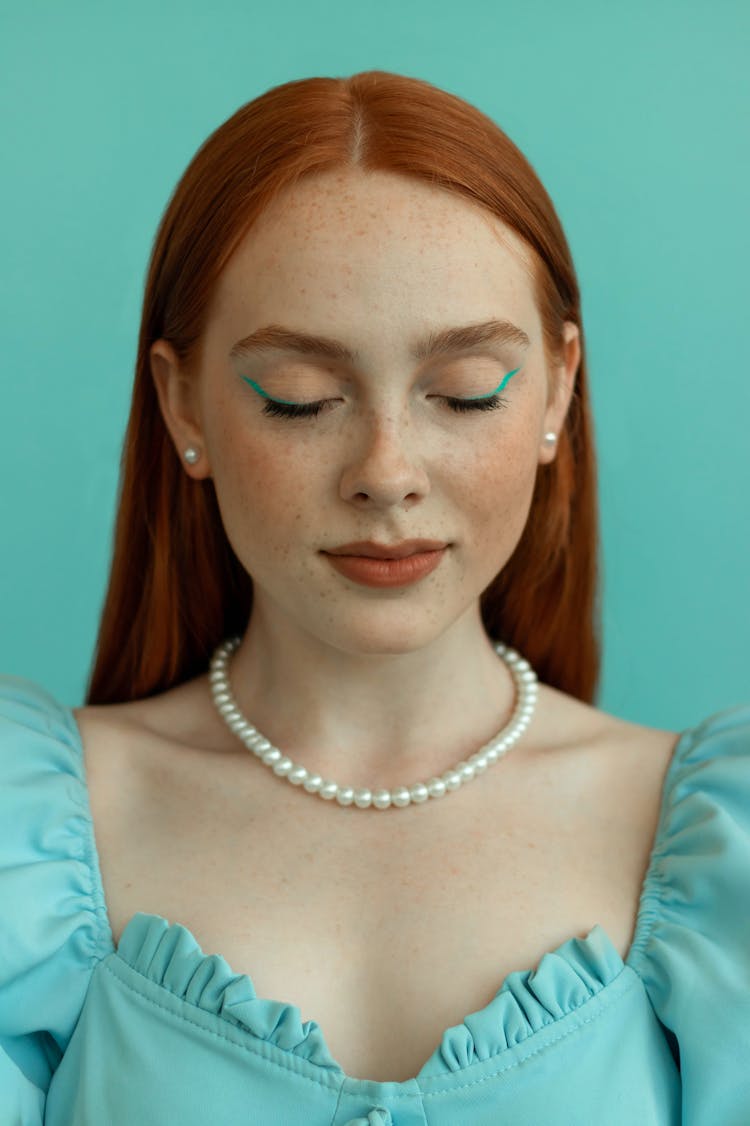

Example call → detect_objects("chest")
88 730 674 1083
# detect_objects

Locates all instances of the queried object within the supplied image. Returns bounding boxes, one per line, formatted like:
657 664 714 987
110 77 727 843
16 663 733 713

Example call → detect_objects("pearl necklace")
208 635 538 810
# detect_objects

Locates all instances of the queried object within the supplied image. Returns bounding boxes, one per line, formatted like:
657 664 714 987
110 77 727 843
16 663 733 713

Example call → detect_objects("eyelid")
463 366 522 400
241 375 302 405
240 364 523 406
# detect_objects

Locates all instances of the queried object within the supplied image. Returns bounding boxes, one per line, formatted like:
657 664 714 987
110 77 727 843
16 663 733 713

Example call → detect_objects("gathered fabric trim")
116 912 625 1079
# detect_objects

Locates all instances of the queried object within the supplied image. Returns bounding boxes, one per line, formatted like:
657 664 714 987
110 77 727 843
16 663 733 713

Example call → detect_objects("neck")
219 605 518 790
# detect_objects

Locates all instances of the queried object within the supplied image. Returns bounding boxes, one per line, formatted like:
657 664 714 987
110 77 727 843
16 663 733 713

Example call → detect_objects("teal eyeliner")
241 376 300 404
240 365 522 405
470 366 522 399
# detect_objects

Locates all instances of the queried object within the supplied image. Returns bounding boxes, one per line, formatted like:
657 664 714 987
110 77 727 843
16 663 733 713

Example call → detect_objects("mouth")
322 546 448 587
323 540 449 560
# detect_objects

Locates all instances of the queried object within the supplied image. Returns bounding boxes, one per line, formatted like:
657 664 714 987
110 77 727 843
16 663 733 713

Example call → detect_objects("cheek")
455 430 539 549
211 432 318 549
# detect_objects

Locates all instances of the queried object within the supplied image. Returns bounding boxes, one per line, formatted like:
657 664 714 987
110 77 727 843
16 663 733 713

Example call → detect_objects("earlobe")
149 339 210 478
538 430 558 465
539 324 579 463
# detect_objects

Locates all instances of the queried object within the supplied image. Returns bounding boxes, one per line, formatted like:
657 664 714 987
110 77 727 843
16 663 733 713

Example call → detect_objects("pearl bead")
272 757 294 776
207 636 538 812
443 770 462 791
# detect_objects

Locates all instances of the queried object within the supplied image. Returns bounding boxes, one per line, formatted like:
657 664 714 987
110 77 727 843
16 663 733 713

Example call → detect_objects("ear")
538 321 581 465
150 339 212 479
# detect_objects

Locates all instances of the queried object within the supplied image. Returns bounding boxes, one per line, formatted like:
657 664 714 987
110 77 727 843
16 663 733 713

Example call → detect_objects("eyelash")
260 394 509 419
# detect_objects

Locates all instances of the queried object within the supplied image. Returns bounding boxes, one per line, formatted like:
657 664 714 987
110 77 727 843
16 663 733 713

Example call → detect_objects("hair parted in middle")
86 70 600 708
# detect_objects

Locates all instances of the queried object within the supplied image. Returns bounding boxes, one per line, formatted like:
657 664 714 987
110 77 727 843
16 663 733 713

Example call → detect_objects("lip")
323 547 447 588
323 539 448 560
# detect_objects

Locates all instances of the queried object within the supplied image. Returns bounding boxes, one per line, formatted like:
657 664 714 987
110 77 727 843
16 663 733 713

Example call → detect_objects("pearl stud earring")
184 447 200 464
543 432 557 446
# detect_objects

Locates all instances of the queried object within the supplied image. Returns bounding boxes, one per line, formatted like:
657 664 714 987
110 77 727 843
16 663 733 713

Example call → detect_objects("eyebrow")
228 318 531 365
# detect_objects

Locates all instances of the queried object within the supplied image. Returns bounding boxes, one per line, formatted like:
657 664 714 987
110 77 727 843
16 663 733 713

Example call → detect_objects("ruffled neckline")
115 910 626 1084
66 699 703 1087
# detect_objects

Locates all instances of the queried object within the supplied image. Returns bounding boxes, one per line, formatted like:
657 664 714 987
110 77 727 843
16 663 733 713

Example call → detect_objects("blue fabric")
1 674 749 1125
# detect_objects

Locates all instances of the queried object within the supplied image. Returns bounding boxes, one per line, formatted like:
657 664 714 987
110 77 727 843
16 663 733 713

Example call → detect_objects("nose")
338 408 431 507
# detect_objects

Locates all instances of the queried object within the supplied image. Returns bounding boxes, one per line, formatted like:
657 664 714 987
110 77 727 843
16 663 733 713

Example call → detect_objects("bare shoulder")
73 672 222 747
72 673 682 801
71 673 683 966
71 672 238 804
70 675 684 864
531 681 683 805
540 680 681 745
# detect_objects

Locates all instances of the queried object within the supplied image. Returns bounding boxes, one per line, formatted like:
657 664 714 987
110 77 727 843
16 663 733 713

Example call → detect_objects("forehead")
209 169 538 341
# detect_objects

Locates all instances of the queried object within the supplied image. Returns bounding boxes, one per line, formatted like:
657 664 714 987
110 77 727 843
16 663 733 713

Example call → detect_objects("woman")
1 71 748 1125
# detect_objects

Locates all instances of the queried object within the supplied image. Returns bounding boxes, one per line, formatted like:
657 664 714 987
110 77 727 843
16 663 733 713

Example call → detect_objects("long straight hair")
86 71 601 706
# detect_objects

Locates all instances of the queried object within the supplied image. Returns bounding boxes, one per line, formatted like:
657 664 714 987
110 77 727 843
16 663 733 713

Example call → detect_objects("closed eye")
443 393 509 414
242 367 521 420
258 393 510 419
260 397 334 419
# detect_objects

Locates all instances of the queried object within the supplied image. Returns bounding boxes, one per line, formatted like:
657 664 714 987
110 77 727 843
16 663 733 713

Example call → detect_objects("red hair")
85 71 601 706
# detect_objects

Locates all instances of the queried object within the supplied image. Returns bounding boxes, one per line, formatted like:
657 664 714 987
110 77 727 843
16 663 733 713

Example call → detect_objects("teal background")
1 1 748 726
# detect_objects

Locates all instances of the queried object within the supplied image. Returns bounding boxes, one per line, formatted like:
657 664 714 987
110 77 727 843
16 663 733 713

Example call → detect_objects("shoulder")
531 681 683 779
70 673 248 827
0 674 114 1054
70 672 235 806
537 685 750 827
626 699 750 1116
73 671 228 754
0 673 90 800
0 672 80 748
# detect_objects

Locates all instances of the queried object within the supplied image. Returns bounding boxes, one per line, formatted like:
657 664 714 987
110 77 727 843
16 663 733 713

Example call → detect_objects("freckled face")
191 169 555 654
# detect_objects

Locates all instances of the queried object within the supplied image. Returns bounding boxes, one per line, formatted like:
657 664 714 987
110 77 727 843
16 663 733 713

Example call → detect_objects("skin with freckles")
76 172 681 1090
150 168 581 791
79 173 683 1089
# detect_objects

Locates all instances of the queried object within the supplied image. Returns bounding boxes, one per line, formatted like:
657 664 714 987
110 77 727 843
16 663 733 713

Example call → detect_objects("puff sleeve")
0 675 113 1124
628 703 750 1125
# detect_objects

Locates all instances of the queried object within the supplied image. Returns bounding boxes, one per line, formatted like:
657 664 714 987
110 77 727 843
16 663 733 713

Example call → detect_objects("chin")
315 614 461 658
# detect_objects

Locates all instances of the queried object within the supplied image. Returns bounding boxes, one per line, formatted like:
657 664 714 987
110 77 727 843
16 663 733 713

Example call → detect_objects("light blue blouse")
0 674 749 1125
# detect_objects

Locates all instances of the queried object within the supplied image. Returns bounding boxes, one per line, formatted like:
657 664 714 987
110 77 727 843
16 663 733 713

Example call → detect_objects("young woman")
1 71 748 1125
